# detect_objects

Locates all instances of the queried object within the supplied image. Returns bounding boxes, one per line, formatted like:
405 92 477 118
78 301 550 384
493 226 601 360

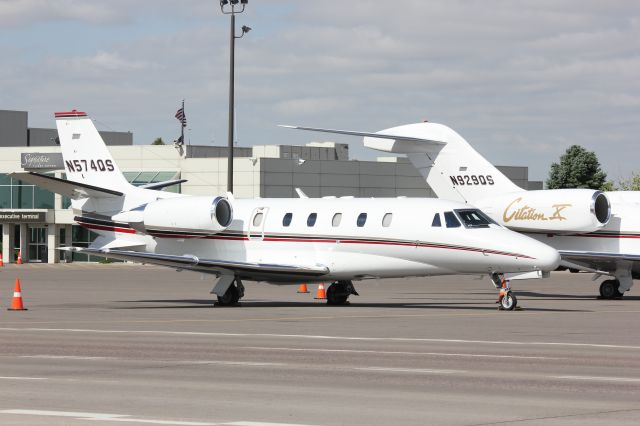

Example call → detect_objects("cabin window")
332 213 342 227
444 211 461 228
307 213 317 227
455 209 492 228
432 213 441 227
253 213 264 227
357 213 367 227
282 213 292 227
382 213 393 227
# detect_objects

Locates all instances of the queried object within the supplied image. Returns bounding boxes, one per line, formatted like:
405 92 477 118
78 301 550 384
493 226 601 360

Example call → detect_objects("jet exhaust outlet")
592 192 610 225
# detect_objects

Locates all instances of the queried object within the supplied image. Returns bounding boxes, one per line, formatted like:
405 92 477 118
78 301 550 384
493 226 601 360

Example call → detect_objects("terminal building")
0 109 542 263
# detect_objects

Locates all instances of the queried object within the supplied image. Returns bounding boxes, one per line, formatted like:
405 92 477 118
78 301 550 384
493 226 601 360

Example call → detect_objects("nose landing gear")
491 272 518 311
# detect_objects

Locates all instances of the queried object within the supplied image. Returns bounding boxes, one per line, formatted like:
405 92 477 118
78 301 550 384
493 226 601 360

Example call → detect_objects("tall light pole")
220 0 250 193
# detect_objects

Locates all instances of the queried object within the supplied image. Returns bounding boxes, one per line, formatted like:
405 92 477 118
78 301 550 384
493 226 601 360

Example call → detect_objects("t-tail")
54 110 133 195
281 122 522 204
10 110 182 223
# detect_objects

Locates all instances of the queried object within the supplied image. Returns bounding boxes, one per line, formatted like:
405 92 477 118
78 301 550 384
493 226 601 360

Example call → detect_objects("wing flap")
64 247 329 278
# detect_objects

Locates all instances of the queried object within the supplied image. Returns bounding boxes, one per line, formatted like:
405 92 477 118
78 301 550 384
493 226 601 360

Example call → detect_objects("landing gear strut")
326 280 358 305
491 272 518 311
215 277 245 306
599 279 623 299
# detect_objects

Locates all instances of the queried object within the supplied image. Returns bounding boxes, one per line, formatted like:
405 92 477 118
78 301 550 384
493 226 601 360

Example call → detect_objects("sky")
0 0 638 181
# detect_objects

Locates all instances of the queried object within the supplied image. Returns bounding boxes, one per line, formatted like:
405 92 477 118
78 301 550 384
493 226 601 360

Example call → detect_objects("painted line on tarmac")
0 376 47 381
180 360 285 367
552 375 640 383
0 409 317 426
20 355 113 360
243 346 566 360
356 366 463 374
1 327 640 351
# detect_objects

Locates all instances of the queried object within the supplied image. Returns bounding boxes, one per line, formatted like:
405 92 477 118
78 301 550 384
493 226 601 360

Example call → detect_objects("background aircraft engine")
476 189 610 233
142 196 233 233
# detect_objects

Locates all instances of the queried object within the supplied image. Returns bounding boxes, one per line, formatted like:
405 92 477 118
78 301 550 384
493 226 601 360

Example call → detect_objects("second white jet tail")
283 122 522 203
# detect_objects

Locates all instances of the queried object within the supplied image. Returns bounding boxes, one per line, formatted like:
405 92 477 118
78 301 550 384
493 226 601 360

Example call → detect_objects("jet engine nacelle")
475 189 610 233
142 195 233 234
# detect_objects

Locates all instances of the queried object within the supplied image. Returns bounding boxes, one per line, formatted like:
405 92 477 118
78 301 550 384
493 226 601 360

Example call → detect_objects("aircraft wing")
10 172 123 199
559 250 640 275
63 247 330 281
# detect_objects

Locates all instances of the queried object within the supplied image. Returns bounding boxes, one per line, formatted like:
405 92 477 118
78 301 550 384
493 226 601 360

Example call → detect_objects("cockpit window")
454 209 493 228
444 211 461 228
431 213 441 227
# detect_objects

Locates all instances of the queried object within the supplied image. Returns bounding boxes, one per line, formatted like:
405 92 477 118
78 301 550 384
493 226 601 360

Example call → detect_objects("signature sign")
503 197 571 223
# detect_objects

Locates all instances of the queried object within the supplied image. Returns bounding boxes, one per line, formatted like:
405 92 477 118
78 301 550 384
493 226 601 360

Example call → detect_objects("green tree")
546 145 608 190
152 137 165 145
614 173 640 191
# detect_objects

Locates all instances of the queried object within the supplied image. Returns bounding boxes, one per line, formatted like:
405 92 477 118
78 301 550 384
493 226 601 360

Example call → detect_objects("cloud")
0 0 120 26
0 0 638 181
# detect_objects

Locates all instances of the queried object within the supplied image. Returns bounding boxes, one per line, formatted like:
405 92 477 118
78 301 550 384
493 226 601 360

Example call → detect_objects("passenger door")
248 207 269 240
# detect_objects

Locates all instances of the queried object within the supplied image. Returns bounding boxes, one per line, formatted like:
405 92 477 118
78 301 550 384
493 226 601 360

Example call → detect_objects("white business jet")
11 111 559 309
284 122 637 299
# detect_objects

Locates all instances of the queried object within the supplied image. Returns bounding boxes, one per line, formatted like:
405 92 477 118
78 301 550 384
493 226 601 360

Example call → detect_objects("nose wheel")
499 290 518 310
491 273 518 311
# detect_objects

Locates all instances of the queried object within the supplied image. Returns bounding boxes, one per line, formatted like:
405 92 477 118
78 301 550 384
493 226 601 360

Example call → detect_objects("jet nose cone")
532 242 561 271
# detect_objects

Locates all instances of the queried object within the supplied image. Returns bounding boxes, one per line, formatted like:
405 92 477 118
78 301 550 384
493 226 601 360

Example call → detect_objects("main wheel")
326 282 349 305
217 284 240 305
499 292 517 311
599 280 623 299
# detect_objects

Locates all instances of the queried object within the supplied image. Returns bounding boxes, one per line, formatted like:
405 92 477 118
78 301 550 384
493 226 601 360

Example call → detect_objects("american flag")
175 107 186 127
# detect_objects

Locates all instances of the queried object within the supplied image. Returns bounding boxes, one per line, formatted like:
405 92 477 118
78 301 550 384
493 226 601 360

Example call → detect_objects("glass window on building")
71 225 107 262
123 171 181 193
0 174 54 209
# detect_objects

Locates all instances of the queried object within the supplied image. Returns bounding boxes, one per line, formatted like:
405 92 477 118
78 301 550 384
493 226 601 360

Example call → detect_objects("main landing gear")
212 276 245 306
326 280 359 305
598 263 634 300
599 279 623 299
491 272 518 311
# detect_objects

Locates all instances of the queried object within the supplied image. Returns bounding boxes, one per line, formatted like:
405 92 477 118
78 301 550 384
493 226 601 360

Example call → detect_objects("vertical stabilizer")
55 110 132 193
364 123 523 203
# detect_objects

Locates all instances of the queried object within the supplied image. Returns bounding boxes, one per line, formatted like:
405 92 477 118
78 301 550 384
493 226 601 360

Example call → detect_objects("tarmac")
0 263 639 425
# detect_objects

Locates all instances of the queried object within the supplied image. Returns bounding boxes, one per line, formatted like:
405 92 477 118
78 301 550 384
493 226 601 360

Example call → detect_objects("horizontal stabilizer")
10 172 123 199
280 124 446 153
89 236 146 250
140 179 187 191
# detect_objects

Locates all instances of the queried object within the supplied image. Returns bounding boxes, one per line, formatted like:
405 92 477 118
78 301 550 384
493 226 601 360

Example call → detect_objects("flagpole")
181 99 185 146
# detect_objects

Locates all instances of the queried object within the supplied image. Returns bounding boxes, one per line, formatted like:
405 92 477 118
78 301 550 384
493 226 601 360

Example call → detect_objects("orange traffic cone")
297 283 309 293
8 278 27 311
16 250 23 265
314 283 326 300
0 252 4 267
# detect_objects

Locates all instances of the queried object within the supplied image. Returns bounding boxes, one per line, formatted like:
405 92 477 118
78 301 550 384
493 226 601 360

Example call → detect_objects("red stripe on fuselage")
79 223 137 234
